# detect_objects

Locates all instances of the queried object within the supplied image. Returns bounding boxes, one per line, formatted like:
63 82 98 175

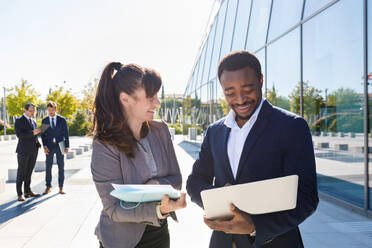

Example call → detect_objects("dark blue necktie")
29 118 34 130
51 117 55 129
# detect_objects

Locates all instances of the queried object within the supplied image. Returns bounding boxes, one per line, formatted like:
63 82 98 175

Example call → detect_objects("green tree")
47 86 79 119
220 98 230 115
288 81 323 119
266 85 290 110
80 78 98 116
68 110 90 136
327 87 362 110
6 80 40 117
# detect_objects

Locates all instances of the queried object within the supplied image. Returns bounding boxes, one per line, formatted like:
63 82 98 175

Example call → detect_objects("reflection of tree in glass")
266 85 290 111
288 81 323 121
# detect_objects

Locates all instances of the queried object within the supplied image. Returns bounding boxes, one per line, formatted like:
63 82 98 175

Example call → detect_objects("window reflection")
303 0 364 207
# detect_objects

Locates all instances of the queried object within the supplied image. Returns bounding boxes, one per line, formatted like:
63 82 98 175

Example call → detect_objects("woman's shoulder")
92 138 120 158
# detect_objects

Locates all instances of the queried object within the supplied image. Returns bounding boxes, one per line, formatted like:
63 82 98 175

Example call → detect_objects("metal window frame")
363 0 370 211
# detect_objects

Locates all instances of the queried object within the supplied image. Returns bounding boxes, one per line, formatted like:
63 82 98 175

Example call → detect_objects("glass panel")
202 23 217 85
254 49 266 95
209 0 228 81
304 0 333 18
231 0 252 51
219 0 239 58
268 0 303 41
303 0 364 207
267 28 299 112
246 0 271 52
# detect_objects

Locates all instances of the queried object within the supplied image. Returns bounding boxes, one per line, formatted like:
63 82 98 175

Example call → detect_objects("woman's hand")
160 193 187 214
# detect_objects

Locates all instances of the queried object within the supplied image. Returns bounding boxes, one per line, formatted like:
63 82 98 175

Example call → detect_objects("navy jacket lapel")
235 101 273 182
221 124 235 183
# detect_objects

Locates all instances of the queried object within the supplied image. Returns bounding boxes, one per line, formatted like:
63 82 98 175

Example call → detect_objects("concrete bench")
351 146 372 153
321 131 328 137
349 132 356 138
338 132 346 137
72 148 83 155
8 168 17 181
66 151 75 159
79 145 89 152
11 134 17 140
34 161 46 172
169 127 175 140
317 142 329 149
0 177 5 193
334 144 348 151
3 135 10 141
188 127 197 141
331 132 337 137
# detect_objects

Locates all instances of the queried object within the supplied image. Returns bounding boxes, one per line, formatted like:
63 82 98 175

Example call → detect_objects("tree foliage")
6 80 40 117
47 86 79 119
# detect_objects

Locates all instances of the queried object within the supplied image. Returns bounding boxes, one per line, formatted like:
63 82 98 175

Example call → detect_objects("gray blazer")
91 120 182 248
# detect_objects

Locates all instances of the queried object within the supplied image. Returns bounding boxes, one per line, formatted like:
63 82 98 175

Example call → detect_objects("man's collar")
224 98 265 129
23 113 31 121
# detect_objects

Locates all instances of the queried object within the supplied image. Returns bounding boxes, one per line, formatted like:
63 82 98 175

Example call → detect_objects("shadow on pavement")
0 193 59 227
177 141 201 160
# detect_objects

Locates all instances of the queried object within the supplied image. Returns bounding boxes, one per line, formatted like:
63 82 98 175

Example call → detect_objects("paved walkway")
0 135 371 247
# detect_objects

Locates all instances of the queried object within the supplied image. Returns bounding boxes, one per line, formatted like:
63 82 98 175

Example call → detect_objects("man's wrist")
156 203 169 219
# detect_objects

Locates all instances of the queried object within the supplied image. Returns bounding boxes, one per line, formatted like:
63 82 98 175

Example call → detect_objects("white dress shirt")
49 115 57 143
224 98 265 179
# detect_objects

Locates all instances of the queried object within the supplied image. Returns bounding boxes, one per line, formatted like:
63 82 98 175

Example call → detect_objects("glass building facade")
184 0 372 214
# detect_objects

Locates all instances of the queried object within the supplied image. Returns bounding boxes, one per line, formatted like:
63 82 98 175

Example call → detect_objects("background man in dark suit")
41 101 69 195
186 51 318 248
15 103 41 201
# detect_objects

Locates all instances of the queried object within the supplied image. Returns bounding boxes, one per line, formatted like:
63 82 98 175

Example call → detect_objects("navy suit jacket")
41 115 70 150
186 100 318 248
15 115 41 153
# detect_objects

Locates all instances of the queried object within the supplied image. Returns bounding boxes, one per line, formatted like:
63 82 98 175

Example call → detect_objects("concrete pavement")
0 135 371 247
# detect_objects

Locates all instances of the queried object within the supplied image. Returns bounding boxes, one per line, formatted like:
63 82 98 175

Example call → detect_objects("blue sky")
0 0 214 98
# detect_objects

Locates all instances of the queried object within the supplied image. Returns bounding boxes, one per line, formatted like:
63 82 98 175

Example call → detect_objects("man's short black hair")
24 103 35 110
218 50 262 81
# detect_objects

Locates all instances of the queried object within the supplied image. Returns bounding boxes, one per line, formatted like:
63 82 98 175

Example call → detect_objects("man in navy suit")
14 103 41 201
41 101 69 195
186 51 318 248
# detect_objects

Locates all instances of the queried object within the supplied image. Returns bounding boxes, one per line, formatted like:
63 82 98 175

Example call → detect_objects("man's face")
47 107 57 117
24 106 36 118
220 66 262 121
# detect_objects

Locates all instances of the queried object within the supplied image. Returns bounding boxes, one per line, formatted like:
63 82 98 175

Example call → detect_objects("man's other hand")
204 204 255 234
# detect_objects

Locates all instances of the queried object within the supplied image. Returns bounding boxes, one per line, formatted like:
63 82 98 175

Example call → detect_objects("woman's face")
123 87 160 122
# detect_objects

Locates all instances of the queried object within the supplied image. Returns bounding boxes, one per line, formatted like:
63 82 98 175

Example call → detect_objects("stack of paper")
110 184 180 203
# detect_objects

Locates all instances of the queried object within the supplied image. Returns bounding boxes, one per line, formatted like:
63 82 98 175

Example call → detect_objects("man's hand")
204 204 255 234
65 148 69 154
44 147 49 155
160 193 187 214
33 129 41 135
145 179 160 185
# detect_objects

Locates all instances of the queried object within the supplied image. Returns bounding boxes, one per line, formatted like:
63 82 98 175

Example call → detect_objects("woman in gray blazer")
91 62 186 248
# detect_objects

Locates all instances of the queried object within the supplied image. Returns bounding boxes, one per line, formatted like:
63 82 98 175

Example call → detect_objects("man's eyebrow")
241 83 254 88
224 86 234 91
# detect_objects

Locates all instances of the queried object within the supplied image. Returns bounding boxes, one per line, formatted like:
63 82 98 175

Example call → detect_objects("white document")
58 140 65 154
201 175 298 220
111 184 180 203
